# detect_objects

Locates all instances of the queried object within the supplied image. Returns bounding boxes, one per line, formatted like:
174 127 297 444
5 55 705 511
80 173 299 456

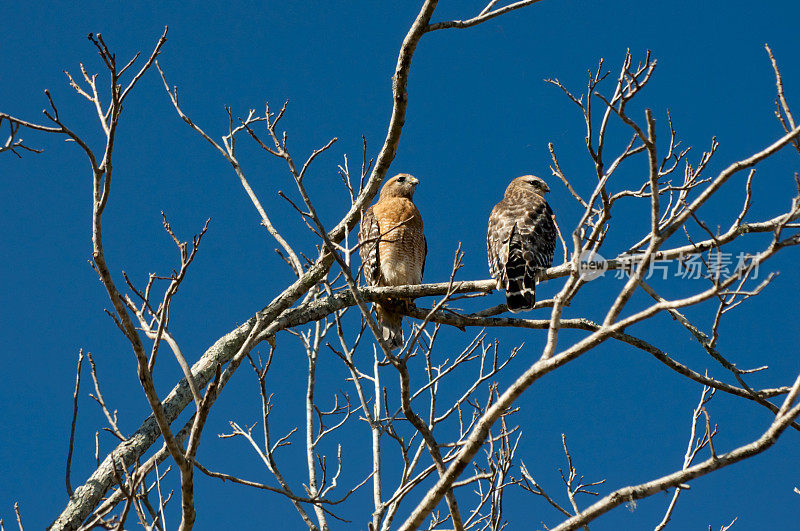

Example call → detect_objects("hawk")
359 173 427 349
487 175 556 312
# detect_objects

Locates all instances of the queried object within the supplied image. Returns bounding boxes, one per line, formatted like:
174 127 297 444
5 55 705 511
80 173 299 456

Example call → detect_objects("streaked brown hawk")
487 175 555 312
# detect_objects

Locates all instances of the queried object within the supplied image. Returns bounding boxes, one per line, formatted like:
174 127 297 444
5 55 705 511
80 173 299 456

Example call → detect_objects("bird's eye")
397 176 406 183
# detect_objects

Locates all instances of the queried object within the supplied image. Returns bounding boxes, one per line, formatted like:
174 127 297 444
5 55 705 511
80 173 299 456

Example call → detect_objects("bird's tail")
504 259 536 313
375 304 404 350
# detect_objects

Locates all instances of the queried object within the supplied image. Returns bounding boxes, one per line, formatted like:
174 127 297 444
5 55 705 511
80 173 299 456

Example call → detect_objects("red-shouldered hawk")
487 175 555 312
359 173 427 349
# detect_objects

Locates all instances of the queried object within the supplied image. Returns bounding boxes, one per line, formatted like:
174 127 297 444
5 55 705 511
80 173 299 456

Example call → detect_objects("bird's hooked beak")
409 176 419 186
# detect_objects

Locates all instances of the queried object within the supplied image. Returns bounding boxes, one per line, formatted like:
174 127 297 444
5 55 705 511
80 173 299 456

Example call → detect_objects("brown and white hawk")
487 175 555 312
359 174 427 349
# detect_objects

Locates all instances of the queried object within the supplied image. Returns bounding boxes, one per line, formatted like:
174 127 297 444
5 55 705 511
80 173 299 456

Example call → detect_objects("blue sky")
2 1 799 529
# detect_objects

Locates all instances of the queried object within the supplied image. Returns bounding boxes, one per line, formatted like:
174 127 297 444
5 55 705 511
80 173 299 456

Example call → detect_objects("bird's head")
380 173 420 199
507 174 550 197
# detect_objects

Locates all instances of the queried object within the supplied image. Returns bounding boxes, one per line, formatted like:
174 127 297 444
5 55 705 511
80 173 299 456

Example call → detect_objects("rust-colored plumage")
487 175 556 312
359 174 427 349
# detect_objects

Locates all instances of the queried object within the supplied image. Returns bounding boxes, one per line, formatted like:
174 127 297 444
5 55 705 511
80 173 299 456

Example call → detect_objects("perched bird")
487 175 556 312
359 173 427 349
